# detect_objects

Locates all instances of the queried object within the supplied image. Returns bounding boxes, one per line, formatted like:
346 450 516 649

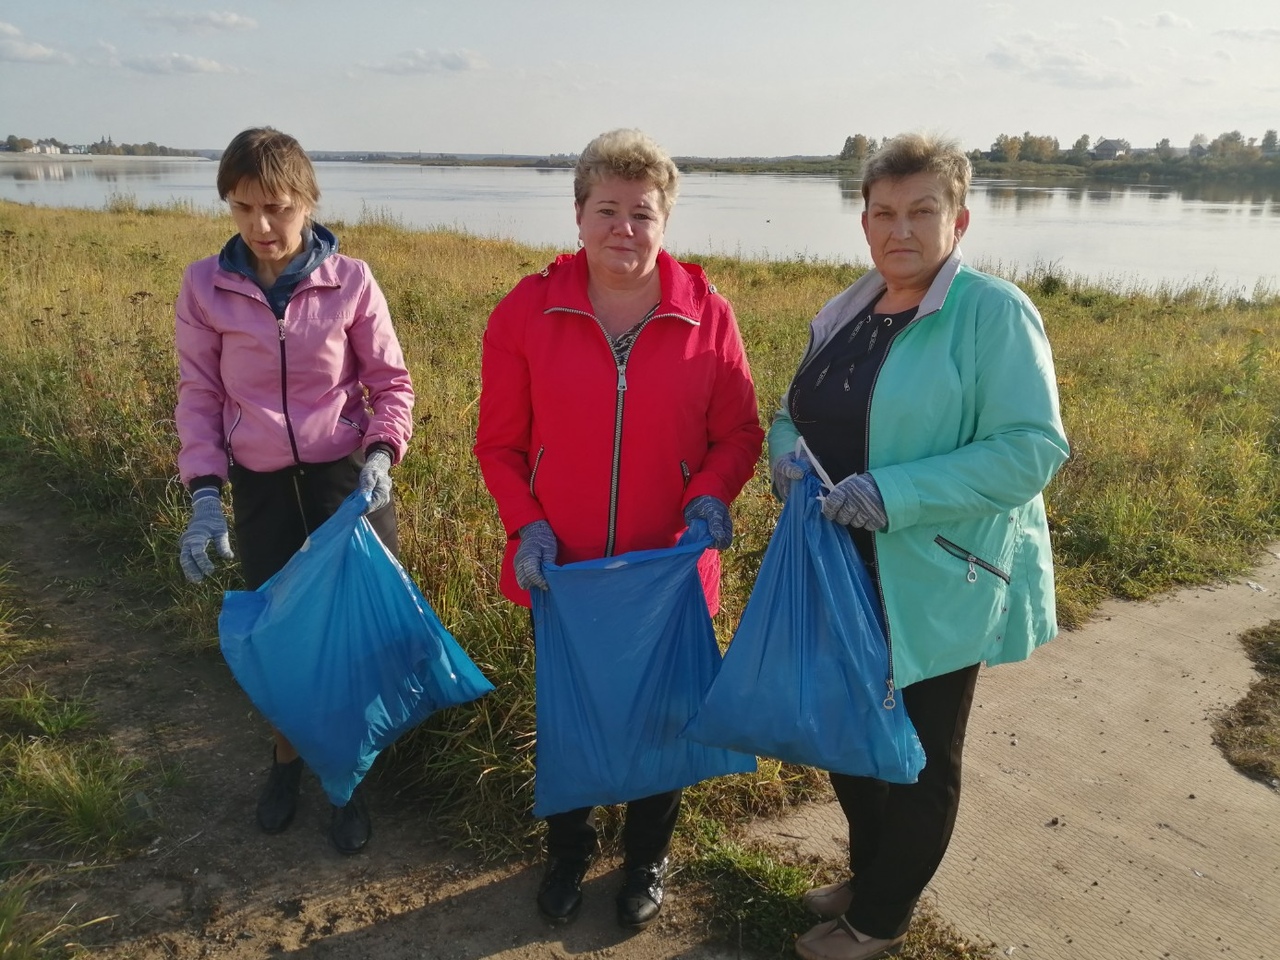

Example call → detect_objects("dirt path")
0 501 742 960
750 549 1280 960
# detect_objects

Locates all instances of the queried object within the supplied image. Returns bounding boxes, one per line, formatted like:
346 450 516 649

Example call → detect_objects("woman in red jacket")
475 128 763 930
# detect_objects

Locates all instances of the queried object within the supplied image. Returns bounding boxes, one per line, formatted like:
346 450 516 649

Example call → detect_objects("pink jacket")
175 253 414 484
474 249 764 610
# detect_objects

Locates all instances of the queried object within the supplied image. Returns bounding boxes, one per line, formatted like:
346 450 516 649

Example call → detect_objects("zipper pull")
277 318 286 342
966 559 978 583
617 365 628 391
883 678 897 710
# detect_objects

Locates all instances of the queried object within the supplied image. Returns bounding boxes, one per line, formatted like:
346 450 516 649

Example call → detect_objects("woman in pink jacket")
475 128 763 930
174 127 414 855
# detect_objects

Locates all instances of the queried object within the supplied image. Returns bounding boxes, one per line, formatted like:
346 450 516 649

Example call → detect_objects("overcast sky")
3 1 1277 156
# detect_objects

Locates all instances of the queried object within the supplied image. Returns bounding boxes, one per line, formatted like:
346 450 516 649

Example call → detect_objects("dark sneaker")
255 752 303 834
616 857 668 929
536 856 591 924
329 787 371 855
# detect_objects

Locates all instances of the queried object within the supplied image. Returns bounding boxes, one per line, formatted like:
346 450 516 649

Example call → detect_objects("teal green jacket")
769 252 1069 688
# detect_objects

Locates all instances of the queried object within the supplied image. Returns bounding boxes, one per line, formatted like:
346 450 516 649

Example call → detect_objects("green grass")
1213 620 1280 784
1 199 1278 956
0 564 146 959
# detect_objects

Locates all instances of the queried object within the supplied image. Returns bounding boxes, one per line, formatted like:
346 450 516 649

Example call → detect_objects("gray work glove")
821 473 888 531
683 495 733 551
514 519 556 591
357 449 393 513
179 487 233 583
771 450 811 502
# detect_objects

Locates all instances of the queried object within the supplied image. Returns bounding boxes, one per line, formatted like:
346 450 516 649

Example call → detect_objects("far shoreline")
0 154 210 163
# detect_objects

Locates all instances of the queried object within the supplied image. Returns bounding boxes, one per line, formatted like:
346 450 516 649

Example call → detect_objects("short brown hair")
861 133 971 213
216 127 320 207
574 129 679 216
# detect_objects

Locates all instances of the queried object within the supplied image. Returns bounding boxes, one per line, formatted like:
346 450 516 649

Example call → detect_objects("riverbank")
0 152 209 162
1 200 1278 957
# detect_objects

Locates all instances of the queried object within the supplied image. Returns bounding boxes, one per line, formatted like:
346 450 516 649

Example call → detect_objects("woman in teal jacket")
771 134 1069 960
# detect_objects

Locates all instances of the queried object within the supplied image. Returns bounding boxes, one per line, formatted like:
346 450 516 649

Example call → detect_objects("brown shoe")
802 879 853 919
795 917 905 960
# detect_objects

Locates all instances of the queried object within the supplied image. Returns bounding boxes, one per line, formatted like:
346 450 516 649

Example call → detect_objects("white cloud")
1214 28 1280 43
1100 15 1124 32
1153 12 1193 29
358 48 486 75
0 20 74 64
1212 49 1234 61
986 33 1139 89
144 10 258 31
121 52 239 74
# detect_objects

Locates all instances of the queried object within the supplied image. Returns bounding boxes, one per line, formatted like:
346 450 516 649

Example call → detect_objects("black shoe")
256 751 303 834
329 788 371 855
616 858 668 929
536 856 591 925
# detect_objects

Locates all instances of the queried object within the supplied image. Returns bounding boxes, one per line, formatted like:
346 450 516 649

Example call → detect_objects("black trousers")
544 788 682 867
831 662 981 940
228 454 398 590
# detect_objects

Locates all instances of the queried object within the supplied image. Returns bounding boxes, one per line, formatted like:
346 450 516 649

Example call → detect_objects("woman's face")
226 178 311 268
861 172 969 292
575 175 667 283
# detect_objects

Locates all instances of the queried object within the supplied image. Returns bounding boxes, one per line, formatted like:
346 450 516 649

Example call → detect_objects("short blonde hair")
861 133 971 213
217 127 320 208
574 129 679 216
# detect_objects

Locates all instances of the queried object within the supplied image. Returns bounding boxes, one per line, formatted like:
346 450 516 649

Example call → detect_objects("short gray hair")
861 133 971 212
574 129 680 216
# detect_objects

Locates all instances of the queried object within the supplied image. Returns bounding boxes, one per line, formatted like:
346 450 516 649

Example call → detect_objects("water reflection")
836 177 863 206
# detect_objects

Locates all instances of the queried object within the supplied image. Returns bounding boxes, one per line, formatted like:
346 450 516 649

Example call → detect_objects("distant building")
1092 138 1128 160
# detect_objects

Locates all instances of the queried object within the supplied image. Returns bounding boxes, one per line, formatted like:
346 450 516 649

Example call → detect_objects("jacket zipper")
529 445 545 495
934 535 1012 584
680 460 691 488
277 317 301 465
544 304 671 555
226 406 243 467
861 318 913 710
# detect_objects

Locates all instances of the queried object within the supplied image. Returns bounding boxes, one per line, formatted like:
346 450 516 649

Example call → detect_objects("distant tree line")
3 134 195 156
836 128 1279 184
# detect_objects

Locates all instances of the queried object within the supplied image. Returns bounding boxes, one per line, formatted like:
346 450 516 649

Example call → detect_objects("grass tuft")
1213 619 1280 785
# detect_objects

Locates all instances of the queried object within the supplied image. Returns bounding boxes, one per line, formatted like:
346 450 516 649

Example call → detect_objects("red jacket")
475 249 763 610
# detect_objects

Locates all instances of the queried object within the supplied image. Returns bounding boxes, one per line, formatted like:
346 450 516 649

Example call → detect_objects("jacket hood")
217 222 339 285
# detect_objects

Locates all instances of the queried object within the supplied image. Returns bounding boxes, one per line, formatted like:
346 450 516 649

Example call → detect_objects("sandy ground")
750 549 1280 960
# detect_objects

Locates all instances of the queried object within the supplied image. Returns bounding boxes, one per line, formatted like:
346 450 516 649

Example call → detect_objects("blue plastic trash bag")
683 471 926 783
530 521 756 817
219 489 494 805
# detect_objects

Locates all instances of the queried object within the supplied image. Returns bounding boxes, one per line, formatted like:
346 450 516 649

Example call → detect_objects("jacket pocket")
529 445 545 496
934 535 1011 584
338 415 365 437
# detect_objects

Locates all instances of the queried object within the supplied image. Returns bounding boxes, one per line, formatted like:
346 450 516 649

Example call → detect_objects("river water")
2 158 1277 296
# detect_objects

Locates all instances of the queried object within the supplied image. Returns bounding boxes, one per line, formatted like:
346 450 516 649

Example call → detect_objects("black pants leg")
229 454 398 589
831 662 980 940
544 788 682 865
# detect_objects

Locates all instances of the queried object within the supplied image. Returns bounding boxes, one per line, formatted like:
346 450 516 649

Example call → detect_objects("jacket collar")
808 247 965 353
542 248 708 326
